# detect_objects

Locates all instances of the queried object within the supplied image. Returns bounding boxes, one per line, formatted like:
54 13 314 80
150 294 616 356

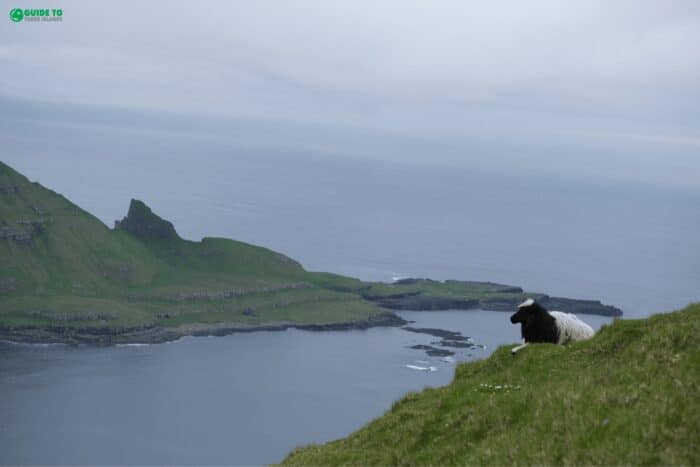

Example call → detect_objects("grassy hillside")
284 303 700 465
0 161 386 339
0 160 621 343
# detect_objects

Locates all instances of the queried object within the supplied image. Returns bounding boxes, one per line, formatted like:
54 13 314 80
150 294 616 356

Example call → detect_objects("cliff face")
114 199 179 241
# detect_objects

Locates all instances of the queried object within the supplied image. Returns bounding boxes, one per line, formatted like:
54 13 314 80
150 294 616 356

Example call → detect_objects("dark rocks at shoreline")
0 311 408 346
408 344 455 357
401 326 469 341
294 312 408 332
435 339 479 349
403 326 482 356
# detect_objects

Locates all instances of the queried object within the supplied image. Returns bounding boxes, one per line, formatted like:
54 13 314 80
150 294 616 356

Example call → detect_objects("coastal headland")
0 161 622 344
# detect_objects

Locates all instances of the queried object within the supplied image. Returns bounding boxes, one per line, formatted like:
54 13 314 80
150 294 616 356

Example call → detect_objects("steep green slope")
284 303 700 465
0 161 306 295
0 162 157 294
0 161 387 340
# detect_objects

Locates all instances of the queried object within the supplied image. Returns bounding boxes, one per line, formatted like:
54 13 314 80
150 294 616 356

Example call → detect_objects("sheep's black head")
510 298 547 324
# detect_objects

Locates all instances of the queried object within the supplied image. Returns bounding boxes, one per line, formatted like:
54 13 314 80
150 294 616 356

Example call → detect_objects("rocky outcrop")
403 326 484 357
408 344 455 357
364 288 622 316
0 185 20 195
401 326 470 340
0 217 51 242
114 199 179 241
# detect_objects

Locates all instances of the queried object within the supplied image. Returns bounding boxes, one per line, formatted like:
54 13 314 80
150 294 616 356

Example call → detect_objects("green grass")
361 279 529 306
362 279 518 298
0 160 621 336
283 303 700 465
1 160 368 332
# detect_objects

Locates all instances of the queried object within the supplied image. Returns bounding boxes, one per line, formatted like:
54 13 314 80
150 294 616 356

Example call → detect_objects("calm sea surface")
1 148 698 464
0 311 613 465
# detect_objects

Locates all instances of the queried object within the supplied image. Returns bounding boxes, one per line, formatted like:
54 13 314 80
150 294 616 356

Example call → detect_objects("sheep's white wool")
550 311 595 344
518 298 535 308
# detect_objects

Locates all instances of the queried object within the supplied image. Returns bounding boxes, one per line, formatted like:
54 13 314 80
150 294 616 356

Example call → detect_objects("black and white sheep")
509 298 594 355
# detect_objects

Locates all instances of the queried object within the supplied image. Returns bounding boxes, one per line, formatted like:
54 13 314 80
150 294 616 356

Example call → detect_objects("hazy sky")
2 0 699 186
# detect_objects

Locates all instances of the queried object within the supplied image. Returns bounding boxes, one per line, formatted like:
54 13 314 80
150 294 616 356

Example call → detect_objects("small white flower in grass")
478 383 522 391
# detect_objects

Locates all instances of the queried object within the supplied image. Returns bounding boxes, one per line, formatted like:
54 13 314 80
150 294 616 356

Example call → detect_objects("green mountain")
284 303 700 465
0 161 620 344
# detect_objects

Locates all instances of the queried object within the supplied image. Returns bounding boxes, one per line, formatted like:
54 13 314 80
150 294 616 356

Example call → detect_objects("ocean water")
2 137 699 464
0 310 613 465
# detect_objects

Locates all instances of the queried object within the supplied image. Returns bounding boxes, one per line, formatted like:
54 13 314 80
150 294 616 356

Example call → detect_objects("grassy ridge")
0 161 387 336
0 160 621 342
284 303 700 465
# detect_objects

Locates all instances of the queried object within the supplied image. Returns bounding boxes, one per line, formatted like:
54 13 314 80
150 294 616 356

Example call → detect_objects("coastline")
0 163 624 346
0 294 623 346
0 311 409 346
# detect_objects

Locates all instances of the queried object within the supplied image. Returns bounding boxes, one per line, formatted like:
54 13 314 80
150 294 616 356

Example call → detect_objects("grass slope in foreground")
0 160 620 343
284 303 700 465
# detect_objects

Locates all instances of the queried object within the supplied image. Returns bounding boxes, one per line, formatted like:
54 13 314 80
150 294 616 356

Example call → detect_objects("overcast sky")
2 0 699 186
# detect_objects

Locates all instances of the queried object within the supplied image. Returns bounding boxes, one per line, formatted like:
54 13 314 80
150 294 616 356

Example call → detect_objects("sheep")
509 298 594 355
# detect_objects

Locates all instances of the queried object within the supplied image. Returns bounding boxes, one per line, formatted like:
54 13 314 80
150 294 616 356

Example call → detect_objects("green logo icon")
10 8 23 22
